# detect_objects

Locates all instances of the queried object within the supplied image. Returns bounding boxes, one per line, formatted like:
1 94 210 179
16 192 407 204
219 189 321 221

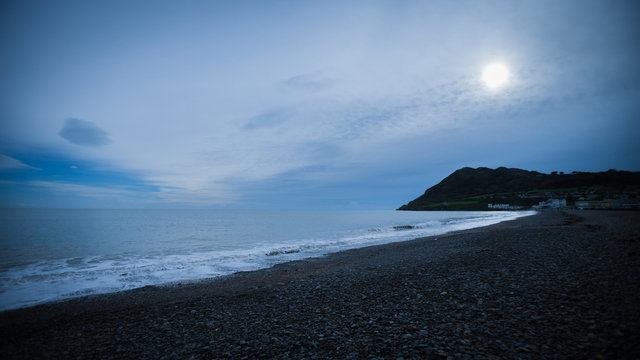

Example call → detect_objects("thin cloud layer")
0 154 39 170
59 119 112 147
244 109 292 130
282 73 333 93
0 1 638 208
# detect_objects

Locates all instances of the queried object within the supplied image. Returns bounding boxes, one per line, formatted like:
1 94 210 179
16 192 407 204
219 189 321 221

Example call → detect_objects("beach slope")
1 211 639 359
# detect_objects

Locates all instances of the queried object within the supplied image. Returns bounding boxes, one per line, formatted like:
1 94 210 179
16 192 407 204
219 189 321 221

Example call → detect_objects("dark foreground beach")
1 211 639 359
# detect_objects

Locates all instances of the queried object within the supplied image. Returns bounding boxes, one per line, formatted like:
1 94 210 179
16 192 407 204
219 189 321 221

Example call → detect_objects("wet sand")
1 210 639 359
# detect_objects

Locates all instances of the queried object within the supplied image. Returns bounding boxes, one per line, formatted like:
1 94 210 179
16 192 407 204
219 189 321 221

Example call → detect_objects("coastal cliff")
398 167 640 211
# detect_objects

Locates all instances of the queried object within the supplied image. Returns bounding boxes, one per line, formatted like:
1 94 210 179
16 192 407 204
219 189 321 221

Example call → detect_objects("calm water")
0 209 534 310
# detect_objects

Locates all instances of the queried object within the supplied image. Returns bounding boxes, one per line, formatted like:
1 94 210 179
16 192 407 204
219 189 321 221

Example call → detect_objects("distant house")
575 200 622 209
488 203 510 210
533 198 567 209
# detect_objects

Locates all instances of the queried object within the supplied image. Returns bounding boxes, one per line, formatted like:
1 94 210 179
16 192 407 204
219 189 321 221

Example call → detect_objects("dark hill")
398 167 640 211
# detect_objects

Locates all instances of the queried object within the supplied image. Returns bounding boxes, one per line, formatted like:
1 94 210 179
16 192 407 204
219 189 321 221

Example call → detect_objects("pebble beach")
1 210 639 359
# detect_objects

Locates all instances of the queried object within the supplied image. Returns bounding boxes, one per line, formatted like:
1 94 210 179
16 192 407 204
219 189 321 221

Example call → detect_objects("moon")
482 63 510 89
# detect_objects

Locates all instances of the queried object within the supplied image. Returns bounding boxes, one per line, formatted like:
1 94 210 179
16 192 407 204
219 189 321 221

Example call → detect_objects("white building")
488 203 510 209
534 198 567 209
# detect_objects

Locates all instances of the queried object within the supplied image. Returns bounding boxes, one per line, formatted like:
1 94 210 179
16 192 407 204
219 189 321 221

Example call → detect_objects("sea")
0 209 534 311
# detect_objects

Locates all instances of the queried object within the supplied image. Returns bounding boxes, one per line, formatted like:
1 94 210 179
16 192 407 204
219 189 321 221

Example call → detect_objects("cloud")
1 1 637 208
0 154 39 170
281 73 333 93
59 118 112 147
244 109 292 130
27 181 140 199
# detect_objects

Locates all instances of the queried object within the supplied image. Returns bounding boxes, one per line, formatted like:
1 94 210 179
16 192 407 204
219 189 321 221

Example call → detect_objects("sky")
1 0 639 209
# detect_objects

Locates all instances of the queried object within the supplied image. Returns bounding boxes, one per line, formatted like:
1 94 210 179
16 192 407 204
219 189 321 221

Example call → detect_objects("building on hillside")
575 200 628 209
533 198 567 209
488 203 525 210
488 203 510 209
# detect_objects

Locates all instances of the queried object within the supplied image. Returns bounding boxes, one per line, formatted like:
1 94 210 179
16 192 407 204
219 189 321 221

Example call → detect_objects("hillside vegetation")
398 167 640 211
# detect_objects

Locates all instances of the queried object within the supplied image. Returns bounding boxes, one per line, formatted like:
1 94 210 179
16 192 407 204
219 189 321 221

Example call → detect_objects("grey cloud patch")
59 118 112 146
299 141 343 161
282 73 333 93
244 109 292 130
0 154 40 170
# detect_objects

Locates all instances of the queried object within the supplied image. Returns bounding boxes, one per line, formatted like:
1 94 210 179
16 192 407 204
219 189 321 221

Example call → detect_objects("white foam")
0 210 535 311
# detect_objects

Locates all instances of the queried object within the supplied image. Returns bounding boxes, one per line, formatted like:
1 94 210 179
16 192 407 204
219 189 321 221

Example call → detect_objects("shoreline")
0 211 535 314
0 210 534 313
1 210 639 359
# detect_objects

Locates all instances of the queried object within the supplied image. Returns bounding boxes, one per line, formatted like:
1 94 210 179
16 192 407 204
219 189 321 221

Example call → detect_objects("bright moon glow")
482 63 510 89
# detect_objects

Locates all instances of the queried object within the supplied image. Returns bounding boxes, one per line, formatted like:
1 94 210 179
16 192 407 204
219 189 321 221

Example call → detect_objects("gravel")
1 210 639 359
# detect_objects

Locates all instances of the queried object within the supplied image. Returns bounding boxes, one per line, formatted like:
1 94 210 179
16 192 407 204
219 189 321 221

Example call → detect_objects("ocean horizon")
0 209 534 311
